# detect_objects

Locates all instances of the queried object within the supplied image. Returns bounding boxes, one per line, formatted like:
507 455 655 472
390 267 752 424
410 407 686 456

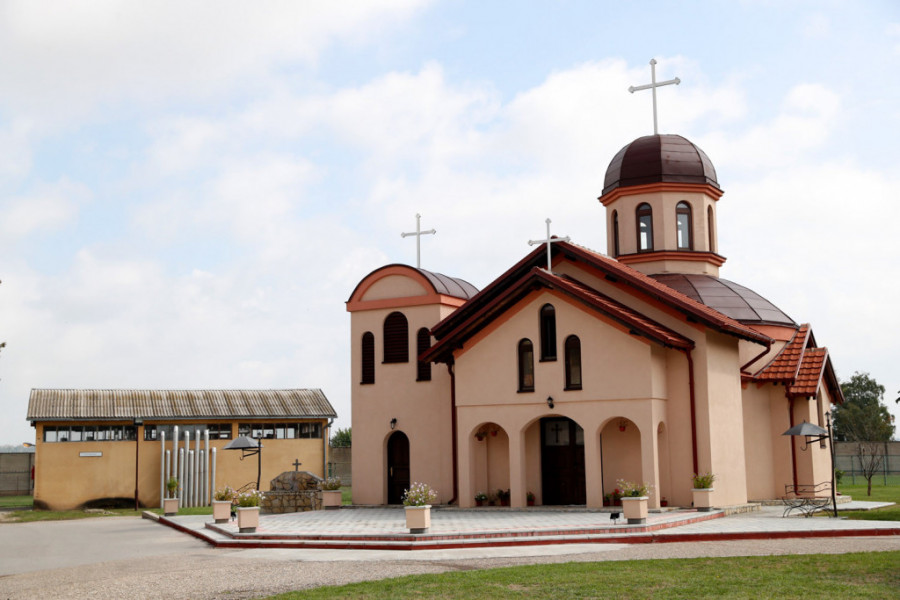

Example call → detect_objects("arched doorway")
541 417 585 505
387 431 410 504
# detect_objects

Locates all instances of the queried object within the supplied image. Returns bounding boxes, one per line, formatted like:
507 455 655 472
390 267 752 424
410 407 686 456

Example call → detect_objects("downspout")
448 360 458 505
788 396 798 490
740 338 772 374
324 418 334 479
683 348 699 475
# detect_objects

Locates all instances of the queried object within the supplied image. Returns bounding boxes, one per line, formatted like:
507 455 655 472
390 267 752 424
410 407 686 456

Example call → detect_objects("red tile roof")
754 324 810 382
789 347 829 398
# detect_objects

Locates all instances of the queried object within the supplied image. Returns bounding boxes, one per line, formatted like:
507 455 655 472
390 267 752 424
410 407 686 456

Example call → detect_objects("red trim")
617 250 726 267
599 182 724 206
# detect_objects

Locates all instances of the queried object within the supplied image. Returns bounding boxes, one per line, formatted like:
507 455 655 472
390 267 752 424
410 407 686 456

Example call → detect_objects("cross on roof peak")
628 58 681 135
528 218 570 273
400 213 436 269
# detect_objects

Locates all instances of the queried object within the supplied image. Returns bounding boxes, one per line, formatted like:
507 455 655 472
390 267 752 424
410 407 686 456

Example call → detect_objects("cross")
292 459 302 471
628 58 680 135
400 213 436 269
528 218 570 272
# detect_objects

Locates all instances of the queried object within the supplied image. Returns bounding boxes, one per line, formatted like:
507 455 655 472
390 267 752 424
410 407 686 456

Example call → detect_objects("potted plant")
235 489 263 533
212 485 235 523
163 477 179 516
613 487 623 507
319 477 343 510
660 497 668 507
474 492 487 507
603 492 612 507
617 479 651 524
526 491 535 507
403 482 437 533
691 472 716 512
497 488 511 507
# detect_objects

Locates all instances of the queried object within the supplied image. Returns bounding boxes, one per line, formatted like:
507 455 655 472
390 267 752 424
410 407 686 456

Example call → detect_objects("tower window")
383 312 409 363
676 201 692 250
361 332 375 384
707 205 716 253
416 328 432 381
539 304 557 361
612 210 620 258
518 339 535 392
564 335 582 390
636 203 653 251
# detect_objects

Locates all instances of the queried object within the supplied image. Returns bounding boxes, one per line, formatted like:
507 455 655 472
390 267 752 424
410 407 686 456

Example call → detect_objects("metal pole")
134 419 141 511
172 425 179 497
211 447 217 502
165 450 170 499
194 431 200 507
256 439 262 490
204 430 210 505
184 431 191 507
178 448 185 507
826 412 838 518
159 431 166 508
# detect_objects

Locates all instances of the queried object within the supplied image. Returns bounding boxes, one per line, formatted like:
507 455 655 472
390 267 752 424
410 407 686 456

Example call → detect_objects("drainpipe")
159 431 166 508
679 348 699 475
788 396 798 490
323 418 334 479
740 338 772 374
448 360 458 505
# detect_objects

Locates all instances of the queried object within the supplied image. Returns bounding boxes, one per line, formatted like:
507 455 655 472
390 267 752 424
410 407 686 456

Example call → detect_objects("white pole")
211 447 217 504
172 426 179 495
159 431 166 508
184 430 191 506
188 450 194 507
178 448 185 508
204 430 210 505
194 431 201 507
165 450 170 498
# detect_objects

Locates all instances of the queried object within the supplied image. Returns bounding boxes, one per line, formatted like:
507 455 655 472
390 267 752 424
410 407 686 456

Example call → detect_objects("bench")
782 482 833 517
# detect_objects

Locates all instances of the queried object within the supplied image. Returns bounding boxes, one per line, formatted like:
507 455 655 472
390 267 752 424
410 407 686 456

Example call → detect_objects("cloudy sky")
1 1 899 445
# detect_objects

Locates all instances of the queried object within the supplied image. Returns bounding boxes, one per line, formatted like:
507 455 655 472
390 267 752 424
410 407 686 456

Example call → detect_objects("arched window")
361 332 375 384
518 339 535 392
612 210 620 257
707 205 716 252
564 335 582 390
539 304 557 361
676 201 692 250
636 203 653 251
383 311 409 363
416 327 432 382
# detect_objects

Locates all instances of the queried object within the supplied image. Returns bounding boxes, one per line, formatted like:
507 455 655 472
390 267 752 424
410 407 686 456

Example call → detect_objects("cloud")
0 178 89 239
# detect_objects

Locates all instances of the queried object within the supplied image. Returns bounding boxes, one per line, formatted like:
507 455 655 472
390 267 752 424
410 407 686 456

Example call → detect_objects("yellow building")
27 388 336 510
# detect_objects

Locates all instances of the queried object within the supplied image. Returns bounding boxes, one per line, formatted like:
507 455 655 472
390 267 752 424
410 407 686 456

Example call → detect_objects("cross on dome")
400 213 436 269
628 58 681 135
528 218 570 272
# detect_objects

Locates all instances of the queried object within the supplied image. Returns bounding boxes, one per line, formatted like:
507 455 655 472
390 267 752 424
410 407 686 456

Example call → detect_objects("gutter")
679 347 699 476
448 361 458 505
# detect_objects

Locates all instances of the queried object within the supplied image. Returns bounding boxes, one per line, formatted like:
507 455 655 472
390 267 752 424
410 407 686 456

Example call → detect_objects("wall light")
390 418 397 430
546 396 554 409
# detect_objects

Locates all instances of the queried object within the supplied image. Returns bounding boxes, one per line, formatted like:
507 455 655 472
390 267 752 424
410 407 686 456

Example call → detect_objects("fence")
328 446 351 485
834 441 900 486
0 451 35 496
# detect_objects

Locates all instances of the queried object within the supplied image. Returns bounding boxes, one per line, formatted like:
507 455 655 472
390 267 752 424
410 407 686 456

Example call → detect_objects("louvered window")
383 312 409 363
564 335 582 390
416 327 432 381
539 304 557 361
361 331 375 384
518 338 535 392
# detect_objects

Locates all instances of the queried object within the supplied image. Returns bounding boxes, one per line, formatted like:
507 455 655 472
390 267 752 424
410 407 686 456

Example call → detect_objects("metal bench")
782 482 833 517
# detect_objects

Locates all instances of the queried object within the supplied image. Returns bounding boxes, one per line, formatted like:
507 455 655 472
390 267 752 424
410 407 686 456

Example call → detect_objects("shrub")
235 489 263 507
213 486 235 502
692 472 716 489
319 477 342 491
402 482 437 507
617 479 651 497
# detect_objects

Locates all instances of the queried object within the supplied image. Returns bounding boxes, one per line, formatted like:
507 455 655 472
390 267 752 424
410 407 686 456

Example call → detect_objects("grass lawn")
341 485 352 505
2 504 212 523
268 552 900 599
838 482 900 521
0 495 33 508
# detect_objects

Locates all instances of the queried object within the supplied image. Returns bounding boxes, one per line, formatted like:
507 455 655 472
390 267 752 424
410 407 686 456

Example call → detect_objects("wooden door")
541 417 586 505
387 431 410 504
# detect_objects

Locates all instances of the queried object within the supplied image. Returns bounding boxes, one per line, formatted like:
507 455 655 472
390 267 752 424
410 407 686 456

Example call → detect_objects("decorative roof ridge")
347 263 479 304
752 324 810 382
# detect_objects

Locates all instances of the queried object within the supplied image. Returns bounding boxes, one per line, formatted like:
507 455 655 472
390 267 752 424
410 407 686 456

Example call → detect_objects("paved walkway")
152 501 900 551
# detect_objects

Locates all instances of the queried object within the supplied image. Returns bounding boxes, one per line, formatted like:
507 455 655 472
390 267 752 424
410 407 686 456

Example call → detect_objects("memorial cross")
292 459 302 471
400 213 436 269
628 58 680 135
528 218 570 272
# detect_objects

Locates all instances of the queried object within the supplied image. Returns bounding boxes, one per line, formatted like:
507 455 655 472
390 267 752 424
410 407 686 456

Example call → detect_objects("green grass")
341 485 352 505
268 552 900 599
838 482 900 521
0 495 33 508
2 504 212 523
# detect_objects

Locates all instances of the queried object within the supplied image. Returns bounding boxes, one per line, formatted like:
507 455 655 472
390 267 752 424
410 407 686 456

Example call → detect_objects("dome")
602 134 720 196
651 273 796 327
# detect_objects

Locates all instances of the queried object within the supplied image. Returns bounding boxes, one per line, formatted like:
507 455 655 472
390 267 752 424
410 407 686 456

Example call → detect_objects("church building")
347 132 843 510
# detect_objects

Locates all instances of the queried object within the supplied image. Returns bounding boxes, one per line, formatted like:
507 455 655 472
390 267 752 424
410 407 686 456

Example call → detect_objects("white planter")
621 496 649 524
692 488 715 512
321 489 342 510
212 500 232 523
236 506 260 533
163 497 179 517
404 505 431 533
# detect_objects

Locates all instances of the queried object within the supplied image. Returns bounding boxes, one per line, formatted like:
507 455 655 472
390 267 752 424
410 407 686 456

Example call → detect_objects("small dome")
602 134 719 196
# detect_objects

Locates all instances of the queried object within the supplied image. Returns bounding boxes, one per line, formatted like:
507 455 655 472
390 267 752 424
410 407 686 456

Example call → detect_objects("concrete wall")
0 452 35 496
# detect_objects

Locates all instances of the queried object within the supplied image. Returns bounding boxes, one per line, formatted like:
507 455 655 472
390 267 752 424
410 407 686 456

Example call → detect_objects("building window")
383 312 409 363
416 328 432 381
539 304 557 361
636 203 654 251
42 424 136 442
361 331 375 384
707 205 716 252
676 201 692 250
238 422 322 439
564 335 582 390
144 424 233 441
518 338 535 392
612 210 620 257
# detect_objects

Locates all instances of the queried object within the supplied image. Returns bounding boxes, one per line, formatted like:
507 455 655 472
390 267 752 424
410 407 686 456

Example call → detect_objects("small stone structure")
261 471 323 514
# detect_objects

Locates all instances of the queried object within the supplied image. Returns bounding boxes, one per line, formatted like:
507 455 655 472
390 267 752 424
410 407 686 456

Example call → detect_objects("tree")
330 427 351 448
833 372 894 496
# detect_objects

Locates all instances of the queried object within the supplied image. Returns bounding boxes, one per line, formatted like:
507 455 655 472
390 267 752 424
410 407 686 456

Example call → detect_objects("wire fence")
834 441 900 486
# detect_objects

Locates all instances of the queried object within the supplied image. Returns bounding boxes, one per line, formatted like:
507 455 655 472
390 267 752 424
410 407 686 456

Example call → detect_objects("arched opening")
564 335 582 390
676 201 692 250
541 417 585 505
383 312 408 363
416 327 431 381
707 205 716 252
636 203 653 251
600 418 642 497
539 304 557 361
657 422 671 505
612 210 620 257
471 423 510 504
361 331 375 384
386 431 410 504
518 339 534 392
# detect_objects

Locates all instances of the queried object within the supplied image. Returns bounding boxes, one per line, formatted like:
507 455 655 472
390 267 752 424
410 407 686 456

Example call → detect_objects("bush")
402 482 437 506
235 489 263 507
319 477 342 491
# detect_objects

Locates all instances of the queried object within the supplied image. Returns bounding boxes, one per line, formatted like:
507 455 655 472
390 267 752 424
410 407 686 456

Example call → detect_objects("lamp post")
223 435 263 490
781 417 838 518
133 417 143 510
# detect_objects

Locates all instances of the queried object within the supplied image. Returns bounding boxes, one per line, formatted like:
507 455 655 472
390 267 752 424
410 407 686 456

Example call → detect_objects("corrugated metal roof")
26 389 337 421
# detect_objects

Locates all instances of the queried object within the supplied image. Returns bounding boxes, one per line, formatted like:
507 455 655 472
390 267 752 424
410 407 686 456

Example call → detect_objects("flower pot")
163 497 179 517
236 506 260 533
527 498 535 507
321 490 342 510
692 488 715 512
614 498 622 507
405 505 431 534
660 499 668 507
621 496 649 524
212 500 232 523
603 497 611 507
475 499 484 507
500 497 510 507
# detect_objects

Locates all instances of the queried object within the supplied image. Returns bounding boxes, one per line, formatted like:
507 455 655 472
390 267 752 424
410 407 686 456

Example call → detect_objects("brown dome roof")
602 134 720 195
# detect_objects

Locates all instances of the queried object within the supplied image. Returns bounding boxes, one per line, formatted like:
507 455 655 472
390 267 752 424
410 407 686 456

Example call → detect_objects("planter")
404 505 431 534
527 498 535 507
692 488 715 512
603 497 611 507
212 500 232 524
475 499 484 507
163 497 179 517
621 496 649 524
321 490 342 510
236 506 260 533
660 499 668 507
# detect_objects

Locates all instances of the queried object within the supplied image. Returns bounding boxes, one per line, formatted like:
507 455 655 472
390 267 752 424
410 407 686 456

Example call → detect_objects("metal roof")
602 134 720 195
26 389 337 421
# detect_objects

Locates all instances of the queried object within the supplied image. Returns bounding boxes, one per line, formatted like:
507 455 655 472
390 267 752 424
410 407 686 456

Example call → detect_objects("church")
347 129 843 510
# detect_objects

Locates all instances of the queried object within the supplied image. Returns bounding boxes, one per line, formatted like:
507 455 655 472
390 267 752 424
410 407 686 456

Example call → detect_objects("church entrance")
540 417 586 505
387 431 410 504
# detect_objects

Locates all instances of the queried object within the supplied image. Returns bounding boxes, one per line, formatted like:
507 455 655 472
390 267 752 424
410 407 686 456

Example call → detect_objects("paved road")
0 516 898 599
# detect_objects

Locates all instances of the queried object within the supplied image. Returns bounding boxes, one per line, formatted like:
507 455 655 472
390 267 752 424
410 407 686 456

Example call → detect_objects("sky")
1 1 899 445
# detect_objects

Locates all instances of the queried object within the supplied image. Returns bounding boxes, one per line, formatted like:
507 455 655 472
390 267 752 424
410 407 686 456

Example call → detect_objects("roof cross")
400 213 436 269
628 58 680 135
528 218 570 272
